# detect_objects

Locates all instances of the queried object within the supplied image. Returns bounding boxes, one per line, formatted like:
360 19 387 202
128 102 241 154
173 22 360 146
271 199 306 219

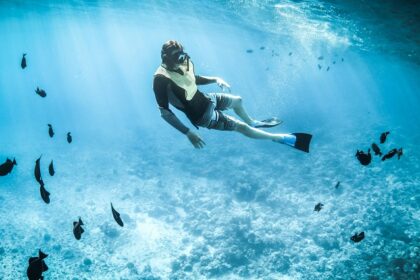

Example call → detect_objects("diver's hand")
216 78 231 92
186 130 206 149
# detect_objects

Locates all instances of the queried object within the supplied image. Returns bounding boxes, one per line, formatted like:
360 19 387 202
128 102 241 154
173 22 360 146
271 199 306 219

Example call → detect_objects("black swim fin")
291 133 312 153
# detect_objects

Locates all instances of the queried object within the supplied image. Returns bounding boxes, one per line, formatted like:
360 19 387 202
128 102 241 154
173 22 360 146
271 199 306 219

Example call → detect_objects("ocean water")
0 0 419 279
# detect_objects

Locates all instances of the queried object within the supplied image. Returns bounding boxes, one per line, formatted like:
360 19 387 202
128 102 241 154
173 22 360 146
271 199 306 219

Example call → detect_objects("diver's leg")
229 96 255 125
234 121 289 142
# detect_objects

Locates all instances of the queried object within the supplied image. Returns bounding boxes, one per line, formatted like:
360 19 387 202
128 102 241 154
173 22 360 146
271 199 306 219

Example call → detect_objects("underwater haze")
0 0 419 279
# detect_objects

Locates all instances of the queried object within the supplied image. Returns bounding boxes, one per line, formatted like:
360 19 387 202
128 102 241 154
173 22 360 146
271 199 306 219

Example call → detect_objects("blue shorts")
196 93 243 131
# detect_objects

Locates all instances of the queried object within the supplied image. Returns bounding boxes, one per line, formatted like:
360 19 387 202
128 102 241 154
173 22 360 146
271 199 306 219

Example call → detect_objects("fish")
380 131 390 144
314 203 324 212
47 124 54 138
21 53 27 69
382 149 402 161
34 156 44 186
318 64 322 70
260 46 265 50
0 158 17 176
35 87 47 98
111 203 124 227
355 149 372 166
341 58 344 62
335 181 340 189
288 52 292 56
48 160 54 176
350 232 365 243
371 143 382 156
40 184 50 204
246 49 253 53
73 217 85 240
333 61 336 64
326 66 330 71
318 56 324 60
67 132 72 143
26 249 48 280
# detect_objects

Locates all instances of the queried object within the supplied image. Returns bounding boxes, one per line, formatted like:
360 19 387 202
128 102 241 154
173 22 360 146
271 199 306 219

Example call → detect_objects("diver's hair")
161 40 183 65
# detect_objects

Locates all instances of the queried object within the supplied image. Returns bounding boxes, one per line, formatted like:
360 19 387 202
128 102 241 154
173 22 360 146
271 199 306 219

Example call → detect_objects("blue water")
0 1 419 279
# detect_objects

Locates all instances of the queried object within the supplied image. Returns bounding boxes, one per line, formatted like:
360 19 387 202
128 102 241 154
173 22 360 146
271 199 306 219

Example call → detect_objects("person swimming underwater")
153 40 312 152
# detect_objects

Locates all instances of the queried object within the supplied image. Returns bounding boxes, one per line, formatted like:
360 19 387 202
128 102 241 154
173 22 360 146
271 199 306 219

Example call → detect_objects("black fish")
380 131 390 144
326 66 330 71
318 56 324 60
73 217 84 240
317 64 322 70
47 124 54 138
397 148 403 160
111 203 124 227
260 46 265 50
67 132 72 143
314 203 324 212
371 143 382 156
34 156 44 186
40 184 50 204
246 49 253 53
0 158 17 176
333 61 336 64
355 149 372 166
48 160 54 176
341 58 344 62
21 53 27 69
335 181 340 189
288 52 292 56
26 249 48 280
35 87 47 98
350 232 365 243
382 148 399 161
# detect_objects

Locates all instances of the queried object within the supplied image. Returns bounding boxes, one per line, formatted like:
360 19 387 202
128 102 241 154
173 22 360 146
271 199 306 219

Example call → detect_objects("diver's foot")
272 134 296 146
251 117 283 128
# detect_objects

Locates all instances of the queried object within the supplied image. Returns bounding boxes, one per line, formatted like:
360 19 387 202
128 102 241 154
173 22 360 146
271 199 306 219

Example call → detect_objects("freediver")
153 40 312 152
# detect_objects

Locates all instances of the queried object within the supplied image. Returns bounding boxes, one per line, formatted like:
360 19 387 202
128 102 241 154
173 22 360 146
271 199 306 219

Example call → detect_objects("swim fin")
291 133 312 153
253 117 283 128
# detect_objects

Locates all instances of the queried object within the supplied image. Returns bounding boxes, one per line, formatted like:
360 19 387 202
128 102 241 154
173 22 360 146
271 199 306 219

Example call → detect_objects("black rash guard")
153 73 215 134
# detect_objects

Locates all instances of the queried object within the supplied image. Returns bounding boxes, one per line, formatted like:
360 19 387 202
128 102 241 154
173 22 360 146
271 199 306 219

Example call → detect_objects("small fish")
380 131 390 144
40 184 50 204
382 148 399 161
350 232 365 243
397 148 403 160
288 52 292 56
0 158 17 176
246 49 253 53
341 58 344 62
334 181 340 189
73 217 85 240
26 249 48 280
47 124 54 138
355 149 372 166
333 61 336 64
34 156 44 186
371 143 382 156
318 64 322 70
67 132 72 143
260 46 265 50
21 53 27 69
48 160 54 176
35 87 47 98
318 56 324 60
111 203 124 227
326 66 330 71
314 203 324 212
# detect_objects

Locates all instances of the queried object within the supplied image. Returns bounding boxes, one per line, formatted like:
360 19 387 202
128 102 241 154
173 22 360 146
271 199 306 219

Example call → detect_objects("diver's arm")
159 107 190 134
195 75 230 91
153 76 191 134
